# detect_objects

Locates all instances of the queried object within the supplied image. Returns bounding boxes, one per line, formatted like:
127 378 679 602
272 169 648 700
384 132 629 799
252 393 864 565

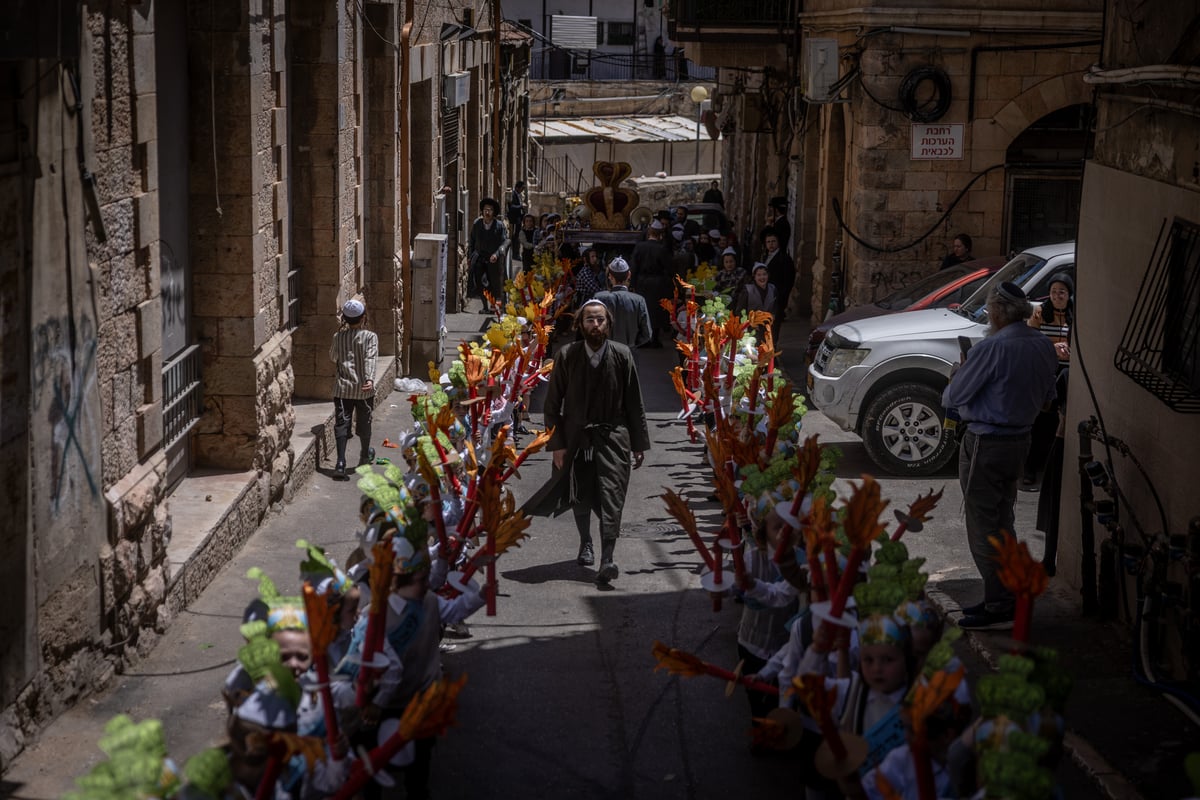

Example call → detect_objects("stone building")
0 0 526 768
670 0 1102 319
1059 1 1200 639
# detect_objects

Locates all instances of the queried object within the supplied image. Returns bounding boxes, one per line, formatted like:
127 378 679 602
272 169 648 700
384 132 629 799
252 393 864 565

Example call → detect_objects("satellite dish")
630 207 653 228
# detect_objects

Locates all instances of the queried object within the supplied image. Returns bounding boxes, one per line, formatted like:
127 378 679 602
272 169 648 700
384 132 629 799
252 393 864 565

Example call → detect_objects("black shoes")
335 459 347 478
359 447 376 467
597 561 619 583
577 541 595 566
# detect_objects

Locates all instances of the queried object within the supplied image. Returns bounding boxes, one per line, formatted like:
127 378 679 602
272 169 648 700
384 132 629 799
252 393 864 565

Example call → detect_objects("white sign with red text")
911 123 964 160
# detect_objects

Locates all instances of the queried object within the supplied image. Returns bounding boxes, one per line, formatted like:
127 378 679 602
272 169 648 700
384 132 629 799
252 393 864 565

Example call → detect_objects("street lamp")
690 85 709 175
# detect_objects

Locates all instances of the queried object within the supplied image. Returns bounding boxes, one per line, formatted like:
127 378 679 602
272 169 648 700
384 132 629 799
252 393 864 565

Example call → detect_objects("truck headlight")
823 347 870 377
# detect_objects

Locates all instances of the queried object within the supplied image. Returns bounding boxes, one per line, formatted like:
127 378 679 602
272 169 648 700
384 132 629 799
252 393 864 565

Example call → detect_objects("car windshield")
877 265 973 310
957 253 1048 322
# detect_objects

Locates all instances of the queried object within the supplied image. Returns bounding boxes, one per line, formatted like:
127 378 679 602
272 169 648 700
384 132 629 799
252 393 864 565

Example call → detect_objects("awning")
530 114 714 144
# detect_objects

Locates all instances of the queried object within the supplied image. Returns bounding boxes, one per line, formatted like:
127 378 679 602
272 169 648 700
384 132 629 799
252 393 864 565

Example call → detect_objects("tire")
861 382 958 476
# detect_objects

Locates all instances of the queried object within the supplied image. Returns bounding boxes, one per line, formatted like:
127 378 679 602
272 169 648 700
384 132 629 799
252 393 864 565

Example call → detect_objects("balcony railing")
532 49 715 82
669 0 798 26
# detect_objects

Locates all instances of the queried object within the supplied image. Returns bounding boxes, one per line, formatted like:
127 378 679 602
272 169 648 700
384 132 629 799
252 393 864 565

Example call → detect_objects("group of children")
69 252 580 800
658 268 1073 799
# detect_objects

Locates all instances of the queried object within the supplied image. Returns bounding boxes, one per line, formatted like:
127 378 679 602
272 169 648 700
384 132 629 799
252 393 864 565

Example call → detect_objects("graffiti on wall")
32 314 100 509
869 269 926 294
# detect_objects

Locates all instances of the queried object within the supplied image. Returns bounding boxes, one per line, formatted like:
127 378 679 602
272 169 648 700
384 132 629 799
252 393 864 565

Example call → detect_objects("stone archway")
969 73 1092 172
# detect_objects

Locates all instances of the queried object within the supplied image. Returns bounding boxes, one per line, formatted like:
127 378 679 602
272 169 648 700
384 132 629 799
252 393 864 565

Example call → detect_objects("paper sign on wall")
911 123 964 160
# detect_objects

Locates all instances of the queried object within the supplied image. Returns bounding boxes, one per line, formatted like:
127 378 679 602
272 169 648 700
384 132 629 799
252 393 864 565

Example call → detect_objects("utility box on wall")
411 233 448 369
443 72 470 109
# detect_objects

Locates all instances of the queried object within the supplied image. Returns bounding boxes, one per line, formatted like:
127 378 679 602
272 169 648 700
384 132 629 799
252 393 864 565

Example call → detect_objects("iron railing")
527 139 589 197
669 0 799 26
532 49 715 82
1115 217 1200 413
162 344 203 449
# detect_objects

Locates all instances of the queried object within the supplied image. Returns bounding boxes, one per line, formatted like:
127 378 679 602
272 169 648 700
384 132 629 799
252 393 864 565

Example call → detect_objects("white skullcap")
708 229 721 239
649 220 665 231
608 257 630 273
342 299 365 319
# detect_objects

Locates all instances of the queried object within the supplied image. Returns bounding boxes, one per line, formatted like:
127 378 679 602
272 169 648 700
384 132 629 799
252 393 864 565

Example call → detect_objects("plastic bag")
394 377 429 394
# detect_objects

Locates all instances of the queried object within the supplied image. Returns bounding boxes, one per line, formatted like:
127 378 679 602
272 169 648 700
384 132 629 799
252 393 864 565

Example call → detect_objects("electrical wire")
831 164 1002 253
355 0 400 49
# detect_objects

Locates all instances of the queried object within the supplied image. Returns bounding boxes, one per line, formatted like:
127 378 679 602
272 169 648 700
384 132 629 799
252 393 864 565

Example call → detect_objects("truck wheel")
861 382 957 476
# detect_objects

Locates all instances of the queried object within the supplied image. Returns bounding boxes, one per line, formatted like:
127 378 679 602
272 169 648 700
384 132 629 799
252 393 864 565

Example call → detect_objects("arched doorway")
1004 103 1094 253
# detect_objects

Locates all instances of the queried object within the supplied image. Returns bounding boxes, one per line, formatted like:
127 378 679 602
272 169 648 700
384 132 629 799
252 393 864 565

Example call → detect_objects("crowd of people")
68 185 1093 800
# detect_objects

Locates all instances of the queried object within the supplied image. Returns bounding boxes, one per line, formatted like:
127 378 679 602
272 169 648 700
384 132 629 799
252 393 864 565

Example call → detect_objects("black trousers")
334 397 373 458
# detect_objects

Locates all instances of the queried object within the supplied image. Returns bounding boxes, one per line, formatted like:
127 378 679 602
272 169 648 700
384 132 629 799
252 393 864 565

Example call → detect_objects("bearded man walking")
524 300 650 585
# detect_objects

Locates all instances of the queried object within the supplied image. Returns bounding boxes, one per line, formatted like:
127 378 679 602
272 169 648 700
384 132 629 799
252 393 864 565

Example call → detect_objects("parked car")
807 242 1076 476
806 256 1007 363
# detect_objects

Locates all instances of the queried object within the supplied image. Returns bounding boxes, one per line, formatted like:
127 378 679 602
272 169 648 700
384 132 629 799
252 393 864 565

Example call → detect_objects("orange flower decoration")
765 381 796 436
478 479 531 555
745 309 773 329
792 673 838 722
843 475 890 549
367 541 395 613
989 530 1048 598
261 731 327 770
793 434 825 494
302 583 338 655
907 489 945 525
670 366 690 405
399 674 468 742
661 488 700 545
651 641 709 678
906 666 964 739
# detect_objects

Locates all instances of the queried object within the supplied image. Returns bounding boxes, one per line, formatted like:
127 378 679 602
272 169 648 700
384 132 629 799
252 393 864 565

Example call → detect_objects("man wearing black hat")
524 300 650 585
468 197 510 311
942 282 1058 631
759 196 790 254
632 220 675 347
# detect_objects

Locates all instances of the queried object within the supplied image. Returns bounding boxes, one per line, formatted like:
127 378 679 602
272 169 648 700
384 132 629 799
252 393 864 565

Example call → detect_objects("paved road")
3 317 1118 799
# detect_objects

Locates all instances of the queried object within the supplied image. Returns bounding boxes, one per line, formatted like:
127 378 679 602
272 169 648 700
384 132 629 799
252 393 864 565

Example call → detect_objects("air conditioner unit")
804 38 839 103
443 72 470 109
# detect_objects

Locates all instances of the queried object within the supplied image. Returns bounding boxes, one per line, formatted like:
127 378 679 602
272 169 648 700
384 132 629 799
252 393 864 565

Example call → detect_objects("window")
602 21 635 46
1115 217 1200 412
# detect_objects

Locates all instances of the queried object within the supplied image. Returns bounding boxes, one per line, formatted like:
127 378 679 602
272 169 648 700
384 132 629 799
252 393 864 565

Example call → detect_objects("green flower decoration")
979 749 1055 800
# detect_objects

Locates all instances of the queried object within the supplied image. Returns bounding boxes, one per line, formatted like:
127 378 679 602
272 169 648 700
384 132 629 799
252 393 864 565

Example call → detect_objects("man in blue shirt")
942 282 1058 630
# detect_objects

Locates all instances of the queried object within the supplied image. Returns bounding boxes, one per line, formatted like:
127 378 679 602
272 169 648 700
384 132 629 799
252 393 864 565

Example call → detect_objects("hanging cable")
831 164 1002 253
899 66 953 122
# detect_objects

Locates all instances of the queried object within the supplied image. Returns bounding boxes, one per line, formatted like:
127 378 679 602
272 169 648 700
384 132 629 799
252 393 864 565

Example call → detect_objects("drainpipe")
492 0 503 199
400 0 414 374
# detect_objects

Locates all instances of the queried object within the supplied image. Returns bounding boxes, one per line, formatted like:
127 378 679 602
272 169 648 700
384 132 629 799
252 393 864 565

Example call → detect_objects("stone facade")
1058 2 1200 642
0 0 526 771
687 2 1102 320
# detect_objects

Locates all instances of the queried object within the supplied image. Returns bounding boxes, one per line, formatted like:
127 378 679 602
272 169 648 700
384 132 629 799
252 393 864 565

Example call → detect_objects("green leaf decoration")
384 462 406 486
65 715 176 800
1184 752 1200 793
262 660 302 709
297 539 337 581
238 636 282 683
921 627 963 678
979 749 1055 800
356 470 402 510
183 748 233 799
853 580 907 618
239 619 269 641
245 567 280 602
1028 647 1074 713
875 539 909 565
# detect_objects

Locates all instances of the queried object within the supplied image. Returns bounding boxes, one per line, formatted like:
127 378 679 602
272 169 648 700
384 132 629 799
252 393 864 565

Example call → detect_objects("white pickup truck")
807 242 1076 475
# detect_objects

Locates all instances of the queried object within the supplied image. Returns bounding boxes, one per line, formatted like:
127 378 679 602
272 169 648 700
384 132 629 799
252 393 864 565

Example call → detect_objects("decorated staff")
991 531 1049 645
331 676 466 800
651 641 781 696
301 583 342 755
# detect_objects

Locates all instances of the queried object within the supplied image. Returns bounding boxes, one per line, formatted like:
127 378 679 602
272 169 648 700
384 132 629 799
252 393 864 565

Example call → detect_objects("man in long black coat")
762 231 794 339
524 300 650 584
631 222 674 347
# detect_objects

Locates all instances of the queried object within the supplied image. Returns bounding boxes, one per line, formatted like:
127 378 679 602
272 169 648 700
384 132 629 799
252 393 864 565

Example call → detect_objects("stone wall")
801 12 1100 313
